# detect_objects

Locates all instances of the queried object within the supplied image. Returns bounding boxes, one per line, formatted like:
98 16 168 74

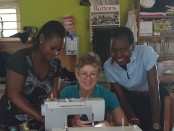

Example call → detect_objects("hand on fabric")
39 116 45 123
74 115 93 127
94 121 110 127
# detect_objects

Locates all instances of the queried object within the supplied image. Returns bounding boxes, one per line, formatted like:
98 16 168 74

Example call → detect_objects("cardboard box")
140 21 153 36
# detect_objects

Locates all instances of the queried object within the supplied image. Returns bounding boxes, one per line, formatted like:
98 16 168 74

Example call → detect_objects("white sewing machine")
41 98 105 131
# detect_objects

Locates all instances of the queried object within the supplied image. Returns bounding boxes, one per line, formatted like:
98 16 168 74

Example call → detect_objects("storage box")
140 21 153 36
157 60 174 75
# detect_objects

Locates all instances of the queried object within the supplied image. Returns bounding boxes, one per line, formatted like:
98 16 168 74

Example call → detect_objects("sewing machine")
52 126 142 131
41 98 105 131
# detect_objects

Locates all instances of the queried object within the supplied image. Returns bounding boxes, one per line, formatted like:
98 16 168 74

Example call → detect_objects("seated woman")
60 52 128 127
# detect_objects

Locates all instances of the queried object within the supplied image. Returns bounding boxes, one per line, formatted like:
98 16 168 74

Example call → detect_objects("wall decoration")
65 34 79 55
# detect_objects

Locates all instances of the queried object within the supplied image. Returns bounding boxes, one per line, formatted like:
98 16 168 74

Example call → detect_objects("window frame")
0 1 20 37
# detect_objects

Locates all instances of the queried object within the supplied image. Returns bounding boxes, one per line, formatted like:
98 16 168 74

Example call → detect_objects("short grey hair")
75 52 102 74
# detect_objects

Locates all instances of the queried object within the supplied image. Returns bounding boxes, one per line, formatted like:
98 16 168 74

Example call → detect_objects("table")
52 126 142 131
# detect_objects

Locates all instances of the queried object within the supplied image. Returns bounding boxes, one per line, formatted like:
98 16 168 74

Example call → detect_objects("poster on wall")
65 34 79 55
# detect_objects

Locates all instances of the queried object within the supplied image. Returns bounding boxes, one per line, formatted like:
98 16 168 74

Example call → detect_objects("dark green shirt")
60 84 120 121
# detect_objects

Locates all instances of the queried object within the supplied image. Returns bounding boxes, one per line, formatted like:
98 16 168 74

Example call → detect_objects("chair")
163 93 174 131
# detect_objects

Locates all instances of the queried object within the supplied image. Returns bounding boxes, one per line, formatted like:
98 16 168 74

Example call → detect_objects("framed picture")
65 34 79 55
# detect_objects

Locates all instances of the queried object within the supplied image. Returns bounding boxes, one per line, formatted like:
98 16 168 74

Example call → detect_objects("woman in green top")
60 52 128 127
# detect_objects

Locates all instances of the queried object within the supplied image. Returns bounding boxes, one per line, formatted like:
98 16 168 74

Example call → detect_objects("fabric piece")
140 0 155 8
126 9 138 42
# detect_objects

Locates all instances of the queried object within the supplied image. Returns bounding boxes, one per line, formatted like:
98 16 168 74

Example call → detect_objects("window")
0 0 20 37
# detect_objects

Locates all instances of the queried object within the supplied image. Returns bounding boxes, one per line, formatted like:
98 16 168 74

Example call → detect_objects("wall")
19 0 133 56
118 0 134 25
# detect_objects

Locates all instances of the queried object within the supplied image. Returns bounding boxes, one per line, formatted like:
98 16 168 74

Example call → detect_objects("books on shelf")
142 40 174 55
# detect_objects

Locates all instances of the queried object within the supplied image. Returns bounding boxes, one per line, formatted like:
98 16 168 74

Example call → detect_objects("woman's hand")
94 121 110 127
73 115 93 127
129 117 140 125
7 70 42 123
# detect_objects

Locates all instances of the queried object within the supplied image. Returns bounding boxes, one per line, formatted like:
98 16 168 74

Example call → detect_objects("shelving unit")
135 0 174 82
158 55 174 61
139 35 174 39
89 4 120 42
158 75 174 82
87 2 120 67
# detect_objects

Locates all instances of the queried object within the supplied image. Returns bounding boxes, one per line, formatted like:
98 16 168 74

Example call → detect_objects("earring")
55 51 58 55
40 41 42 43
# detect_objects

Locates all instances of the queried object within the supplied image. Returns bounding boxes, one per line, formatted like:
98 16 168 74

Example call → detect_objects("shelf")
0 39 76 72
135 0 174 83
170 92 174 96
158 55 174 61
0 37 31 42
0 37 21 42
91 24 119 27
140 15 174 19
158 75 174 82
139 35 174 39
89 4 120 42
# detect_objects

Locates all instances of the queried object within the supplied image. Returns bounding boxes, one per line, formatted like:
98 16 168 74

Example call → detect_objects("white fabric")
126 9 138 42
140 0 155 8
